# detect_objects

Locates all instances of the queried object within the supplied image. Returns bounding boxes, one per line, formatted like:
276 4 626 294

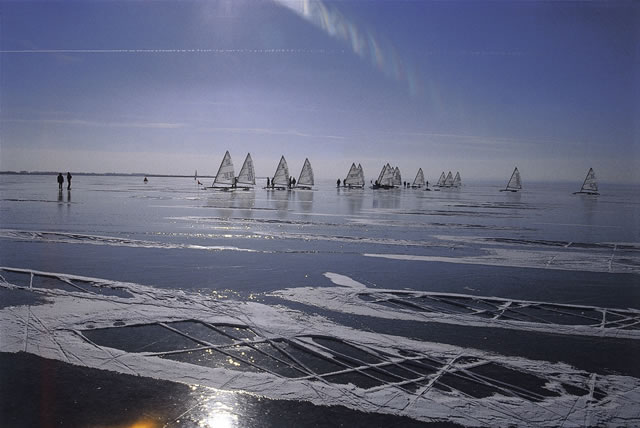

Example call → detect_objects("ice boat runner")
500 167 522 192
208 151 235 190
573 168 599 195
294 158 314 190
410 168 425 188
372 163 395 189
235 153 256 190
268 156 290 190
344 163 364 188
452 171 462 188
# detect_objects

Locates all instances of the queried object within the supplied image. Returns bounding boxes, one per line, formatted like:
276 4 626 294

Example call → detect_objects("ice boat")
235 153 256 190
411 168 425 188
343 163 365 188
442 171 454 188
268 156 290 190
393 167 402 187
452 171 462 188
294 158 314 190
435 172 446 188
208 151 235 190
573 168 599 195
371 163 395 189
500 167 522 192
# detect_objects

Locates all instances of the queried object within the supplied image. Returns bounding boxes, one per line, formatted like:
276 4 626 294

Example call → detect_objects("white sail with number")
296 158 314 188
502 167 522 192
574 168 599 195
272 156 289 187
344 163 364 187
212 151 234 187
412 168 425 188
236 153 255 187
453 171 461 188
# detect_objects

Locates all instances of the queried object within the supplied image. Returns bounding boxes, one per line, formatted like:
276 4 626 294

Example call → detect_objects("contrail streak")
0 48 344 54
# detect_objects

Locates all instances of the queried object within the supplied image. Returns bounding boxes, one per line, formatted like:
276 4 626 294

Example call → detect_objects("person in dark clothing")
66 172 72 190
337 179 341 187
57 173 64 190
267 177 270 187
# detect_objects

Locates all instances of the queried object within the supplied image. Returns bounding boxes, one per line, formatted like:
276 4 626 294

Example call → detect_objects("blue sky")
1 0 637 182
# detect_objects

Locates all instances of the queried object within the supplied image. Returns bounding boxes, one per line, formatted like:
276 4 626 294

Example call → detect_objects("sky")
1 0 638 183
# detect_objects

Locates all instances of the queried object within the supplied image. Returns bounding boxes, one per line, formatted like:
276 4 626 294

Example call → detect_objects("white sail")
236 153 255 186
453 171 461 188
272 156 289 187
579 168 598 193
213 151 235 187
377 164 387 184
436 172 446 187
412 168 425 187
296 158 314 187
505 167 522 191
377 163 394 187
393 167 402 186
443 171 454 187
344 163 364 187
357 164 364 185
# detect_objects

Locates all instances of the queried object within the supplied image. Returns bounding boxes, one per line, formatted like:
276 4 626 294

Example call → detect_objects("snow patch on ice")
323 272 366 288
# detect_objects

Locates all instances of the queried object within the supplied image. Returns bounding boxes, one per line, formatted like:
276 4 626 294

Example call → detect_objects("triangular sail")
453 172 461 188
357 164 364 184
344 163 363 187
377 164 387 184
505 167 521 191
378 163 394 186
297 158 314 187
236 153 255 186
213 151 234 187
272 156 289 187
580 168 598 193
393 167 402 186
436 172 446 187
412 168 425 187
443 171 454 187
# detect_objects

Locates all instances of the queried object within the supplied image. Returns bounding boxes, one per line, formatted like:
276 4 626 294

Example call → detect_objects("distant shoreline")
0 171 215 178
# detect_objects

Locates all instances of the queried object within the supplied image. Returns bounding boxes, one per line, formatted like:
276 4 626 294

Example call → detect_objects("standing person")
267 177 270 188
66 172 72 190
57 173 64 190
337 178 341 187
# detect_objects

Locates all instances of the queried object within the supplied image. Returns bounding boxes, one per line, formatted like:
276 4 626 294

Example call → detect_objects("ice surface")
2 267 640 426
272 272 640 340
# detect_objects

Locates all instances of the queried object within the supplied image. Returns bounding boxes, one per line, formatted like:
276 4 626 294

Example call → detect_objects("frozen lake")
1 174 639 426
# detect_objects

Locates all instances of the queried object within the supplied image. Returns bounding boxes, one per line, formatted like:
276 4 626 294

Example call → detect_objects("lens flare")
274 0 420 95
